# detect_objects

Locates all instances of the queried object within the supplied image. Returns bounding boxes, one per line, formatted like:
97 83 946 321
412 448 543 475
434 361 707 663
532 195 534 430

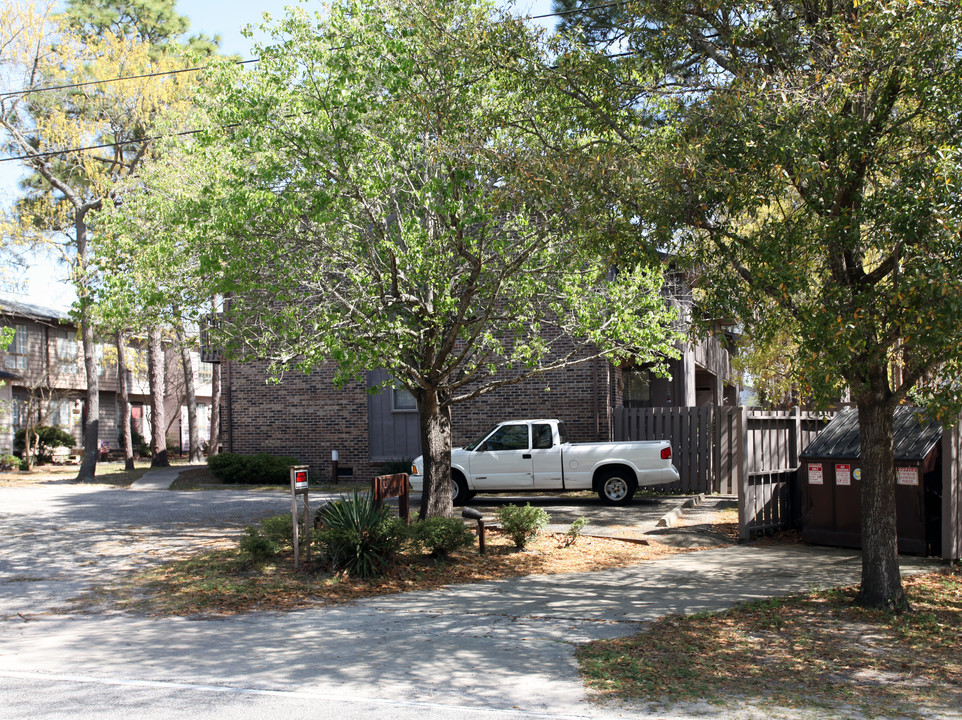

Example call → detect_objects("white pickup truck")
409 419 679 506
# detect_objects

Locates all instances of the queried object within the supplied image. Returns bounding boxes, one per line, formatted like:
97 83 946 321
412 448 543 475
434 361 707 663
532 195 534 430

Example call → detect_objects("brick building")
0 298 214 456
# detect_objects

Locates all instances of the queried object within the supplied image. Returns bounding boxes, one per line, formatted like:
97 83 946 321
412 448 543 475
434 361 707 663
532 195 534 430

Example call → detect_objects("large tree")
151 0 680 518
0 0 206 479
553 0 962 607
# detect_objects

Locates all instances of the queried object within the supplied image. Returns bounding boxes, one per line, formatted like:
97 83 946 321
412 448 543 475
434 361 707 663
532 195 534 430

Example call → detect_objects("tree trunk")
147 325 169 467
75 214 99 482
115 330 135 471
175 321 203 463
208 362 221 457
856 393 907 610
417 387 454 520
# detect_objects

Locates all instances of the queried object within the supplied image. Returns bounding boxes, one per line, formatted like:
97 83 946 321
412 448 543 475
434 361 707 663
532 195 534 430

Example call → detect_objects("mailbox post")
289 465 311 569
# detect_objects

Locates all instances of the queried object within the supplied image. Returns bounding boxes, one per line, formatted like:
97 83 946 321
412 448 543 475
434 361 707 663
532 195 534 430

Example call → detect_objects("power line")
0 2 641 165
0 59 258 100
0 1 637 101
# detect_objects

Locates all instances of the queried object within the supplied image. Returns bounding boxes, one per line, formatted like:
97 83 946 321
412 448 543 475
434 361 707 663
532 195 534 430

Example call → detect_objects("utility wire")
0 0 638 100
0 1 640 164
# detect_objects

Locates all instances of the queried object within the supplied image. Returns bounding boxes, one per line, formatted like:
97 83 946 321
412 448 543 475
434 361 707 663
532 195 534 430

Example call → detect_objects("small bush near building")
378 458 413 476
408 516 475 557
497 503 550 549
0 452 19 470
207 452 302 484
14 426 76 464
314 492 405 578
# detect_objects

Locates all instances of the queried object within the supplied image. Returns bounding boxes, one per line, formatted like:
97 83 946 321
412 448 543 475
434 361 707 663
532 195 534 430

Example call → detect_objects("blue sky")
4 0 557 310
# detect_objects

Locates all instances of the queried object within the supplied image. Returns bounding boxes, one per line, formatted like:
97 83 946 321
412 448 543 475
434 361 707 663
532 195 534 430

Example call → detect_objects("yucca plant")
314 492 404 578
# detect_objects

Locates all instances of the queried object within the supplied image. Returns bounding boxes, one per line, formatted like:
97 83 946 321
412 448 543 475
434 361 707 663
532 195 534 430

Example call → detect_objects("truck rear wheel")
597 468 636 506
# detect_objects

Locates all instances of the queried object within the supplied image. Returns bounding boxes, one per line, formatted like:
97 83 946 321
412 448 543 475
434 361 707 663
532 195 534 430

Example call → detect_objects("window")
199 361 213 385
392 386 417 412
96 343 107 376
55 329 80 374
4 324 27 371
623 368 651 408
482 424 529 451
10 390 29 430
533 423 553 449
48 399 73 429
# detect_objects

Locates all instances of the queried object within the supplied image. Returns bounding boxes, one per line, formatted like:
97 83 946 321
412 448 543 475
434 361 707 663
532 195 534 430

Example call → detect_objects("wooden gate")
613 406 837 537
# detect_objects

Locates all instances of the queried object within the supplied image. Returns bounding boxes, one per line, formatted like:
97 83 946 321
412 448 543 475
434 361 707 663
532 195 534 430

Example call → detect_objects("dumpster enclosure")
799 407 946 556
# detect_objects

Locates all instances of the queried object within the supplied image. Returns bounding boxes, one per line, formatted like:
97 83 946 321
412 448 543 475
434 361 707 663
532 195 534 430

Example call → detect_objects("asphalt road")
0 477 952 720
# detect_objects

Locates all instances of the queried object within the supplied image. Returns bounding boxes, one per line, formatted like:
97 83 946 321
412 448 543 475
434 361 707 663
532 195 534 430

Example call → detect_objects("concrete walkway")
0 544 947 720
128 463 206 491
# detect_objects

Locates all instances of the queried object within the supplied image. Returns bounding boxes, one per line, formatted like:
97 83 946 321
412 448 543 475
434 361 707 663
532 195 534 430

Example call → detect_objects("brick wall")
223 349 620 479
223 361 375 480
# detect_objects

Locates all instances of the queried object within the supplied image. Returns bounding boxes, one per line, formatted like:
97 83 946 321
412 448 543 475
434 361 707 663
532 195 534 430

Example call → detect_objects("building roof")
800 406 942 462
0 296 71 323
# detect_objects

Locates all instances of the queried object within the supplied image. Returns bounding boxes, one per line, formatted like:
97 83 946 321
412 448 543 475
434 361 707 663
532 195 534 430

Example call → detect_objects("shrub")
260 514 294 549
207 452 302 485
314 492 404 578
14 426 75 464
118 429 150 458
497 503 550 549
563 516 589 547
378 458 413 476
0 452 19 470
408 517 475 558
239 526 279 562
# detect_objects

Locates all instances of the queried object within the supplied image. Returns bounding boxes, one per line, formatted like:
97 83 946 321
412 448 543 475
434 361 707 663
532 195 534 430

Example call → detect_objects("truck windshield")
464 425 498 451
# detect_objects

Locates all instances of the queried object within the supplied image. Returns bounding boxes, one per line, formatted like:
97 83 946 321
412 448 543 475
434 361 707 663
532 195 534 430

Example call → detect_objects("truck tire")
597 468 636 506
452 472 469 506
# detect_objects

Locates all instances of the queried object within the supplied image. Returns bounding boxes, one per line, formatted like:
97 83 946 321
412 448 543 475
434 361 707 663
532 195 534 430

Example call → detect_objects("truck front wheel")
597 469 636 506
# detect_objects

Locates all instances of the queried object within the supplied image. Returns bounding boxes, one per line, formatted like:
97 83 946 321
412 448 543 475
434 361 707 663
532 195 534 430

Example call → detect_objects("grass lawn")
577 567 962 720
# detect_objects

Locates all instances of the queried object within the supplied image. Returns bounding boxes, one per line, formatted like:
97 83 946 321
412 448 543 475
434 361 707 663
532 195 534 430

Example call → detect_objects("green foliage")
14 426 76 464
135 0 681 518
239 526 279 562
260 514 294 549
497 503 550 549
378 459 413 476
57 0 219 58
206 452 302 485
0 452 19 470
563 516 589 547
555 0 962 606
408 517 475 558
314 493 405 578
119 428 150 457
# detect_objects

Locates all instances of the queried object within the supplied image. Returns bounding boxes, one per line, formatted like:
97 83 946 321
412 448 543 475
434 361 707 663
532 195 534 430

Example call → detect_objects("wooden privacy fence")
613 406 837 537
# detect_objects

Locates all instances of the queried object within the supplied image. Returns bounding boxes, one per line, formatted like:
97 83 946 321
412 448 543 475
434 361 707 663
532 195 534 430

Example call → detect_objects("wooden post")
290 465 310 570
737 406 752 540
943 417 961 561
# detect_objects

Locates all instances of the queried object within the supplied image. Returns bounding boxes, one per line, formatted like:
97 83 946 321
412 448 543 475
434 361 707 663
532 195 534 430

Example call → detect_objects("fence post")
943 417 961 561
737 406 752 540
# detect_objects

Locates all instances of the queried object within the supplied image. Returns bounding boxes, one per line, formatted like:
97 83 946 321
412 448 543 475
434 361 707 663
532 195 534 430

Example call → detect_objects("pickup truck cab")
409 419 679 506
